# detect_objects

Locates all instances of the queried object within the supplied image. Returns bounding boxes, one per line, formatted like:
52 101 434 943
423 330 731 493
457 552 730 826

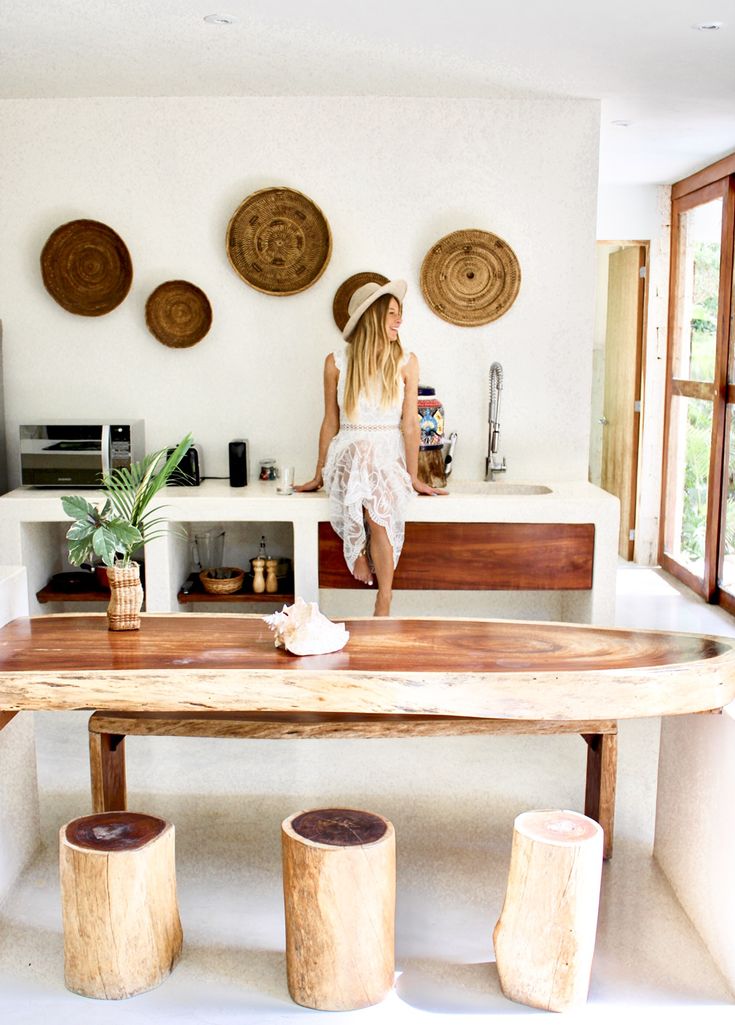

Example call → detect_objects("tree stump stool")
493 809 603 1012
59 811 183 999
281 807 395 1010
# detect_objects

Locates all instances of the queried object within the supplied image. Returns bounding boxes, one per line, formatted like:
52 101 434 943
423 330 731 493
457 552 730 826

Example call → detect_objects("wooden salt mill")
265 558 279 593
252 558 266 594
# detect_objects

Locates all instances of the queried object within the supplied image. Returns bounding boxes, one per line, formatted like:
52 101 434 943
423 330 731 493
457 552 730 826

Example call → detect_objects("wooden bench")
88 710 618 859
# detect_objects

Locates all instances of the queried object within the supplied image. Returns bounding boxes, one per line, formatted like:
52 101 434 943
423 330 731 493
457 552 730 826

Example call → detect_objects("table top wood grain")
0 613 733 722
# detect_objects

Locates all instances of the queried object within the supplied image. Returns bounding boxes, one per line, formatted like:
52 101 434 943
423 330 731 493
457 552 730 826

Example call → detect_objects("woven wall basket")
145 280 213 348
226 187 332 296
332 271 389 331
40 219 133 316
420 229 521 327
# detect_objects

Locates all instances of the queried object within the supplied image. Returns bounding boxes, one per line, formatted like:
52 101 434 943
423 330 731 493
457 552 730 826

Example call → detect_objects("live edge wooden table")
1 613 734 862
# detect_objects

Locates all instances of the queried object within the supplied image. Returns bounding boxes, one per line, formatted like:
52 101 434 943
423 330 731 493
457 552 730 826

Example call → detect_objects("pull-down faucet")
485 362 507 481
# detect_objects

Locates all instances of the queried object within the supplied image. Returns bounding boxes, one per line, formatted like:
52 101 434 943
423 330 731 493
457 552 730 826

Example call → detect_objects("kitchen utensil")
192 528 225 572
444 432 458 476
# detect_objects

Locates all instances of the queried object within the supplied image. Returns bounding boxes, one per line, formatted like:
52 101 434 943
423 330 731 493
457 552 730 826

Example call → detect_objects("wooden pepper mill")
252 558 266 594
265 558 279 593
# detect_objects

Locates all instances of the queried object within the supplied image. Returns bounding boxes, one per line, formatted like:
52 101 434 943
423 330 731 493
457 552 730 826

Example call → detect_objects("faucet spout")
485 362 507 481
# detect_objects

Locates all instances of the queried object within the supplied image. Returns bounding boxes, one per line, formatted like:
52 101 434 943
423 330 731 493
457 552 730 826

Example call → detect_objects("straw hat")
342 279 407 340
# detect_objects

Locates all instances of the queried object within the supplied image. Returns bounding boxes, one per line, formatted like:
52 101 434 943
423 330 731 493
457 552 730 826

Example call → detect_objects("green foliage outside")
679 242 724 565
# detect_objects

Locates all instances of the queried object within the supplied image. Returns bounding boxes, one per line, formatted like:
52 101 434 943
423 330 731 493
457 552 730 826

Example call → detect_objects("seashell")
263 597 349 656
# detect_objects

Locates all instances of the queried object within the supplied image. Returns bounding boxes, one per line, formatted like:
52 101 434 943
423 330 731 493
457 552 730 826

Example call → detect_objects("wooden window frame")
659 170 735 603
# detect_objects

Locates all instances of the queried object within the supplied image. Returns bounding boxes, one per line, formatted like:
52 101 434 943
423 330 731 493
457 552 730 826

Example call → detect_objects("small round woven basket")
199 568 245 595
420 228 521 327
226 187 332 295
40 219 133 316
332 272 389 331
145 280 212 348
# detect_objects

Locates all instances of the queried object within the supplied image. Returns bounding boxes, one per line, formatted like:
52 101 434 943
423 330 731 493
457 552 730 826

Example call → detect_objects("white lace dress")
323 346 414 572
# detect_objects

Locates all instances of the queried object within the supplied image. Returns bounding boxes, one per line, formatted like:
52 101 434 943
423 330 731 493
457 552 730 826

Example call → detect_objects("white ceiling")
2 0 734 185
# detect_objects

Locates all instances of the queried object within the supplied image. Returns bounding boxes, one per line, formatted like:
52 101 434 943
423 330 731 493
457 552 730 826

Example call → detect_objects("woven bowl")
199 567 245 594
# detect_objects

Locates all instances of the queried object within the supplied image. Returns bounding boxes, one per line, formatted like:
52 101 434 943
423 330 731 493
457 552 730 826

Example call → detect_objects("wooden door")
600 246 646 559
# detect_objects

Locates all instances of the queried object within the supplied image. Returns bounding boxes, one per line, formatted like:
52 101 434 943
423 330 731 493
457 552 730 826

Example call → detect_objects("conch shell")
263 597 349 656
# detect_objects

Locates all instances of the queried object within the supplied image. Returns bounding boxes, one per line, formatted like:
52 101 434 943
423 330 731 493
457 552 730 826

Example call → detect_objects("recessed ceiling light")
693 21 723 30
611 120 632 128
204 14 238 25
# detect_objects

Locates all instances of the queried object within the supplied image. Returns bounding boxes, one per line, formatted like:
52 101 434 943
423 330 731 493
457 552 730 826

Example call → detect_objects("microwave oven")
19 421 145 487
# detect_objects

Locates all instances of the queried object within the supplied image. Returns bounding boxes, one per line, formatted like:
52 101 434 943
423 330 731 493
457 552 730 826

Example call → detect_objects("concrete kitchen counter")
0 479 619 624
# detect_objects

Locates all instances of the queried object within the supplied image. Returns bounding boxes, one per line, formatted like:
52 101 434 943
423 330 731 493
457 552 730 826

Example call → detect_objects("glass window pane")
719 406 735 595
672 198 722 383
663 395 712 582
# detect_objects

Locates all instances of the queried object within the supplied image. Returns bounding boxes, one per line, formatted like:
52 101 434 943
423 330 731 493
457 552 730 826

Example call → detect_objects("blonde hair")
343 294 404 420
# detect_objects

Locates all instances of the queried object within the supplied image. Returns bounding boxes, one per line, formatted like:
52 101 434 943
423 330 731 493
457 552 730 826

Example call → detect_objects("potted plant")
61 434 193 630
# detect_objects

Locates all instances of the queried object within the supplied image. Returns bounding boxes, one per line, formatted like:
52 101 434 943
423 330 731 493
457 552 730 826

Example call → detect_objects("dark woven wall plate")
332 271 389 331
226 187 332 296
420 229 521 327
145 280 213 348
40 219 133 317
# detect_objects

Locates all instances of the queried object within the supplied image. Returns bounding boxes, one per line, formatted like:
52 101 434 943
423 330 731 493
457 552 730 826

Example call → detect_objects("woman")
296 279 443 616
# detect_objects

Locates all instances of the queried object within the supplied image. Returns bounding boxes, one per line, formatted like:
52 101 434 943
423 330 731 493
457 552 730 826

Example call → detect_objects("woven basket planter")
107 564 144 631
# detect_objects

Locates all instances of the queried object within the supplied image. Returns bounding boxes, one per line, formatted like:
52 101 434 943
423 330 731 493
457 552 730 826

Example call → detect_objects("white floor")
1 564 734 1023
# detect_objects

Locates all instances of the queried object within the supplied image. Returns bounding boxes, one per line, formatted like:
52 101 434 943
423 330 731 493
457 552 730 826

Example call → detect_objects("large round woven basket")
332 272 389 331
40 219 133 316
226 187 332 296
420 229 521 327
145 280 213 348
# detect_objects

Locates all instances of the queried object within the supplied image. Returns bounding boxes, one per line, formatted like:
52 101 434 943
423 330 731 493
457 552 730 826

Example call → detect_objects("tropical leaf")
66 520 96 541
61 495 96 520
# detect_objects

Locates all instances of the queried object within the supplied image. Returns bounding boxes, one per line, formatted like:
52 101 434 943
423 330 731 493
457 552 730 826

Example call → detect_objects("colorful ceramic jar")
417 386 445 449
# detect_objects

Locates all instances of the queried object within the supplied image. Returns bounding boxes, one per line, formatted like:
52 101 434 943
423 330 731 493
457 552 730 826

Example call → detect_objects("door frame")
596 240 649 560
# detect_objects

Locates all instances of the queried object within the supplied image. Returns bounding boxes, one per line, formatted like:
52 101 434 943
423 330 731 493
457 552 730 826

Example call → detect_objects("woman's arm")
401 354 446 496
295 354 340 491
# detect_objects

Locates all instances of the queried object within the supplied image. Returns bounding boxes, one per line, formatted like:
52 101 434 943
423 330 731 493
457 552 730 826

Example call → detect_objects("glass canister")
258 459 279 481
417 386 445 449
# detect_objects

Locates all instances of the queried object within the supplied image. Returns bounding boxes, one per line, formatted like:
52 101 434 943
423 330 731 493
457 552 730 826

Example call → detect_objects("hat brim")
342 279 407 340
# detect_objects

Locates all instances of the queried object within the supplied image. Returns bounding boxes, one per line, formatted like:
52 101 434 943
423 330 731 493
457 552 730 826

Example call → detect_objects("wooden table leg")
0 710 18 732
582 731 617 860
89 731 127 812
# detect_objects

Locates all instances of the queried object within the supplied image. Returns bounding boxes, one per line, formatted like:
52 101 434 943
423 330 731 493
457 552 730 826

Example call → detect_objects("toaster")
167 445 201 486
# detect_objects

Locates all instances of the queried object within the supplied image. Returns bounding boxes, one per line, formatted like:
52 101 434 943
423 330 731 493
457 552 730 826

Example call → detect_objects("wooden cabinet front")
318 522 595 590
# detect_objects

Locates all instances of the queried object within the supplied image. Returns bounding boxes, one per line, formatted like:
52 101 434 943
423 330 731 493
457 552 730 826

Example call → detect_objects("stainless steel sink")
448 481 552 496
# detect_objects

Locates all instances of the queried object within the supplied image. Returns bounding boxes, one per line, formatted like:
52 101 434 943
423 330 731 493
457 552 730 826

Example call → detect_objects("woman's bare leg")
351 516 374 585
352 549 373 585
364 511 394 616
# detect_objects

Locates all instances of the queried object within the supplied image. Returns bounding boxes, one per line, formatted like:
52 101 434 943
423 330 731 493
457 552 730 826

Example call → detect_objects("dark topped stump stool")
281 807 396 1010
493 809 603 1012
59 811 183 999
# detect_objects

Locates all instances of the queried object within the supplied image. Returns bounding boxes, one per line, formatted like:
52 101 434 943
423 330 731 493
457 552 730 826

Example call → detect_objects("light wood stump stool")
281 807 395 1010
59 811 183 999
493 809 603 1012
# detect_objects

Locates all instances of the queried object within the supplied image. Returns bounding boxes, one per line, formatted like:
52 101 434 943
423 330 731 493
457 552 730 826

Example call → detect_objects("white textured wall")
0 566 39 904
654 706 735 993
597 184 662 241
0 97 599 486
